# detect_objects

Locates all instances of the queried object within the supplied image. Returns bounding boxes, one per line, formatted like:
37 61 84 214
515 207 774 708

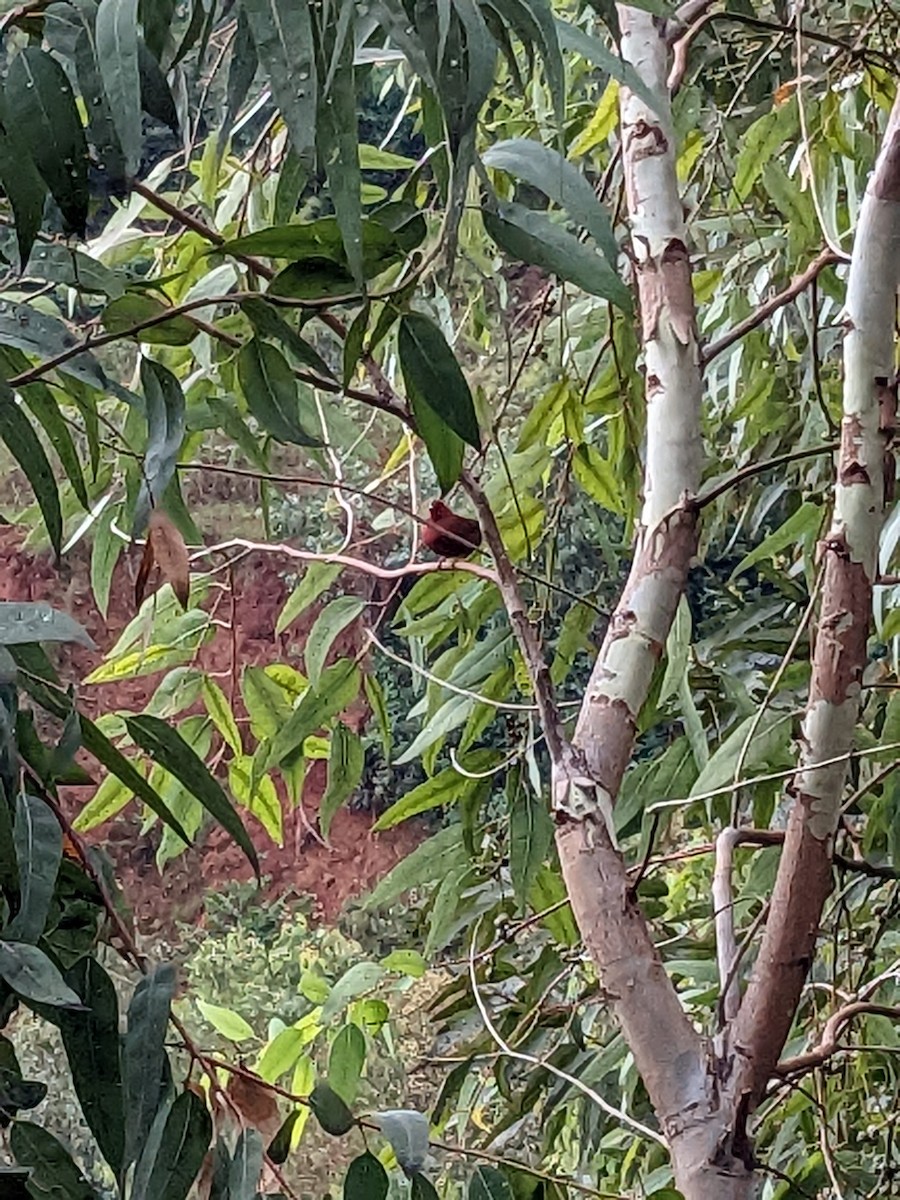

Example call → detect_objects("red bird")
423 500 482 558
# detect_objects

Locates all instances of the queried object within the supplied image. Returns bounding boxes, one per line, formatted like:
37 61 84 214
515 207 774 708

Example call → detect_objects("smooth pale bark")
728 92 900 1121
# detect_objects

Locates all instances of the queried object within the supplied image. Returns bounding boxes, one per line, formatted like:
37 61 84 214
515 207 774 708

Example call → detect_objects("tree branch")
774 1003 900 1077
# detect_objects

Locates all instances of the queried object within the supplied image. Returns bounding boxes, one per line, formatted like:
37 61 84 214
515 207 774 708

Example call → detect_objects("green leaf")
138 38 178 133
140 0 177 62
58 958 125 1173
125 714 260 878
123 963 175 1170
5 47 89 235
96 0 142 174
320 722 364 842
11 1121 99 1199
136 358 186 533
223 8 258 148
345 1152 389 1200
0 384 63 557
469 1166 514 1200
730 501 822 578
484 201 632 309
555 15 661 111
241 296 336 380
322 961 384 1023
268 659 360 767
227 1128 264 1200
483 138 617 266
372 753 499 831
309 1081 355 1136
21 382 89 509
202 677 242 756
276 561 342 634
103 293 197 346
509 787 554 913
70 10 129 190
0 940 82 1007
241 0 316 166
0 303 110 393
0 601 93 649
411 1171 441 1200
5 794 61 943
196 999 255 1042
142 1090 212 1200
380 948 426 977
362 825 467 910
0 98 46 270
306 596 364 687
328 1022 366 1105
237 338 323 447
398 314 481 449
317 10 362 286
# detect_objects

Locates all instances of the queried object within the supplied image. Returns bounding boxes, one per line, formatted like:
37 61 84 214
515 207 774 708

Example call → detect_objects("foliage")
0 0 894 1198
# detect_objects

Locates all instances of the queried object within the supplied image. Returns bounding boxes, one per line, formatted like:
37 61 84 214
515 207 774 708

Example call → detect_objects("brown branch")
691 441 839 510
701 248 842 366
774 1003 900 1077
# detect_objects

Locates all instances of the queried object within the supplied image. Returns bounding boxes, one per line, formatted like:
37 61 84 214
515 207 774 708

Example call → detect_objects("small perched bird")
422 500 482 558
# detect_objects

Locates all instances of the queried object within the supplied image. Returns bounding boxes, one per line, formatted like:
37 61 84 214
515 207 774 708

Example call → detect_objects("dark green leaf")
139 39 179 133
0 97 46 270
490 0 565 125
21 382 89 509
142 1089 212 1200
0 382 63 557
398 313 481 450
483 139 618 266
6 47 89 236
267 1110 301 1165
123 963 175 1169
343 302 369 388
0 941 82 1007
555 16 662 112
223 8 258 149
91 503 122 620
345 1152 389 1200
5 794 61 943
267 260 358 302
125 714 260 878
135 357 186 533
328 1022 366 1105
309 1081 355 1136
469 1166 514 1200
0 1168 31 1198
509 787 554 912
274 145 308 223
11 1121 99 1199
96 0 142 174
237 338 324 447
140 0 177 62
59 958 125 1172
104 293 197 345
72 15 129 192
320 722 364 842
241 0 316 166
268 659 360 767
21 243 124 298
240 297 336 381
483 201 632 309
227 1128 264 1200
317 10 362 286
411 1172 441 1200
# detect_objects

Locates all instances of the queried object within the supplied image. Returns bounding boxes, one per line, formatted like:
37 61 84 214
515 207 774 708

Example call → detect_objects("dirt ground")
0 526 422 933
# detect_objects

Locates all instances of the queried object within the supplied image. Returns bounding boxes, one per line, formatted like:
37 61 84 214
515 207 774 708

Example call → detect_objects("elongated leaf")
372 752 499 831
241 0 317 166
267 659 360 767
11 1121 99 1199
362 825 467 910
0 940 82 1007
0 602 94 649
5 794 61 943
142 1090 212 1200
398 313 481 448
491 0 565 124
509 787 554 912
328 1023 366 1105
103 293 196 346
5 47 89 235
483 201 632 309
123 963 175 1169
482 138 618 266
0 383 63 557
0 97 46 270
138 39 179 133
345 1152 389 1200
135 358 186 533
21 382 89 509
555 16 661 113
411 1173 440 1200
317 9 362 286
469 1166 514 1200
227 1128 264 1200
59 958 125 1173
240 297 336 380
72 16 129 191
276 561 342 634
306 596 364 687
96 0 141 174
140 0 177 62
0 302 111 393
125 714 260 877
224 7 258 149
320 723 364 842
237 338 323 447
